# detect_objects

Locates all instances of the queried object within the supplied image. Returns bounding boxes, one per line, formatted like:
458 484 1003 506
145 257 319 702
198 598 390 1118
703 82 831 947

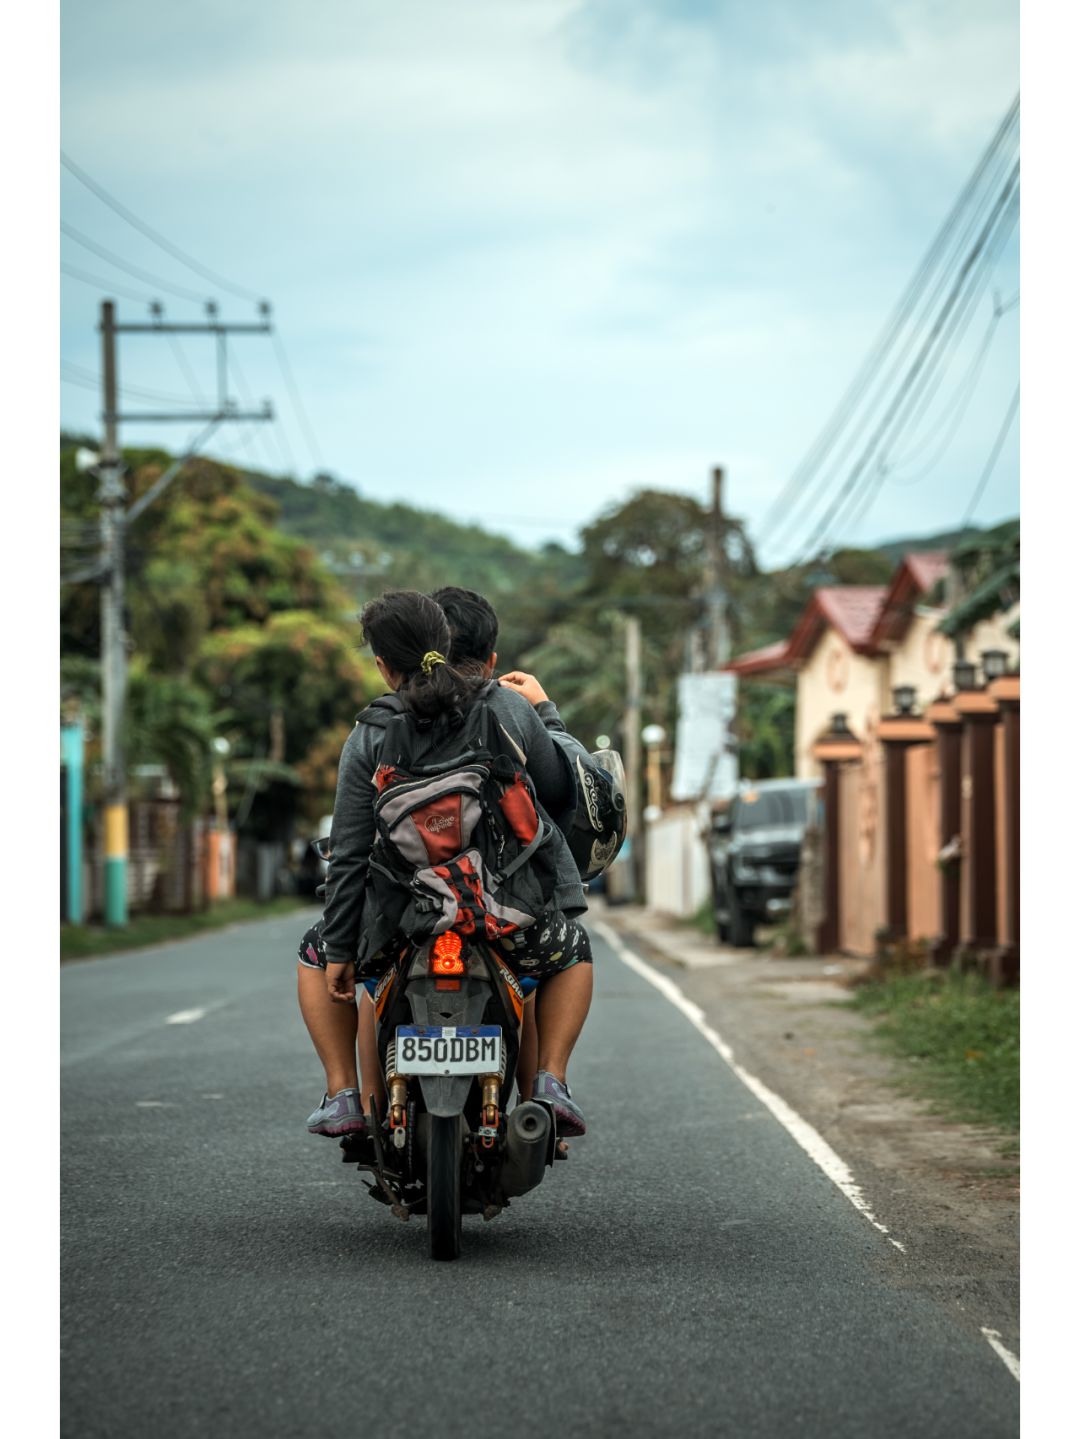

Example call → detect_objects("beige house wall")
795 603 1020 778
796 633 890 779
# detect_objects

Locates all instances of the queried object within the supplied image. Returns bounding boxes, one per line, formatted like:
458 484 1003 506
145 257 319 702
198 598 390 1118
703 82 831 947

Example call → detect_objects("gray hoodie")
320 684 589 967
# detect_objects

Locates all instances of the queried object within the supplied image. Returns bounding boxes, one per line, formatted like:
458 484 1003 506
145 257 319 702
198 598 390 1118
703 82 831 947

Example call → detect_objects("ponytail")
360 591 485 723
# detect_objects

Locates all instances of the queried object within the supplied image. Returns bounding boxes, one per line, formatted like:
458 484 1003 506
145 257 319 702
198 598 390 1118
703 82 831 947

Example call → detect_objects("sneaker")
306 1088 367 1138
531 1070 586 1138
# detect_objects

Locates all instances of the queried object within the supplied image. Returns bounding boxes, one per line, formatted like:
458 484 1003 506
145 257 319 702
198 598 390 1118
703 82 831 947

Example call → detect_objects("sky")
59 0 1020 559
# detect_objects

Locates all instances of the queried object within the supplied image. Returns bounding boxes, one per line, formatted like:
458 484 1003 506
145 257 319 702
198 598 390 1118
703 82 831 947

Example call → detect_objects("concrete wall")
796 634 889 779
645 808 711 918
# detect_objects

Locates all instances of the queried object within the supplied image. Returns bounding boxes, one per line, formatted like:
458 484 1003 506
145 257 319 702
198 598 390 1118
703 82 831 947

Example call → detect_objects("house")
727 553 1019 777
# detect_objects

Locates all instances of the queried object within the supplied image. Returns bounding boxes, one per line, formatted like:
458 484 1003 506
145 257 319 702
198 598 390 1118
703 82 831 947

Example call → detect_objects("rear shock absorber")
384 1040 408 1150
478 1045 508 1148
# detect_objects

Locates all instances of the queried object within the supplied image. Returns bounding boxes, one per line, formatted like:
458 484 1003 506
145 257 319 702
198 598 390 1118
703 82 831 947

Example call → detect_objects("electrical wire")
792 162 1019 562
271 330 323 471
756 93 1019 556
60 359 205 407
61 222 209 303
63 153 326 473
772 110 1019 559
960 384 1020 528
61 150 264 304
824 187 1019 544
61 262 157 307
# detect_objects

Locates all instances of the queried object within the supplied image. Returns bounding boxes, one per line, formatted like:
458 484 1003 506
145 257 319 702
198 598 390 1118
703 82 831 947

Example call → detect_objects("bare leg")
357 990 387 1114
516 994 538 1099
534 962 593 1084
297 965 358 1096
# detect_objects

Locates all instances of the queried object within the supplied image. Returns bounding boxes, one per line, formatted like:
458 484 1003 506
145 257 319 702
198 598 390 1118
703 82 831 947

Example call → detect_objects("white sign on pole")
670 672 739 802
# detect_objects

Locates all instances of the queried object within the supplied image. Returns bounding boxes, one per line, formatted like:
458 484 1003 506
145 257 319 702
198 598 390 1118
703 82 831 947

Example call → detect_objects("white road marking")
981 1328 1020 1382
135 1100 168 1108
164 1000 227 1026
594 920 908 1254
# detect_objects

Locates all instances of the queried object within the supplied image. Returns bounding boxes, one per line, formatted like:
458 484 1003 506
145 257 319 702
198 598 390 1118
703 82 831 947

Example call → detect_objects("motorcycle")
339 928 560 1261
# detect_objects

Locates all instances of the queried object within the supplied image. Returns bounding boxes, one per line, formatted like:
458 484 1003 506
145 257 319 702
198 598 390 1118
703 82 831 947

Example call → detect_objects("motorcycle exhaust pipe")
499 1101 552 1198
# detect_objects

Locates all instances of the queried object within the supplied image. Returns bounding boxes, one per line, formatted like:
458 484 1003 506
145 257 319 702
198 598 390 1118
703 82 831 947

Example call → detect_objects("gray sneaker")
531 1070 586 1137
306 1088 367 1138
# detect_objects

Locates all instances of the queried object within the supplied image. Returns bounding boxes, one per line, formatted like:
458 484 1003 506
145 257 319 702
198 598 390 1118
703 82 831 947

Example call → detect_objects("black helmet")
564 749 628 882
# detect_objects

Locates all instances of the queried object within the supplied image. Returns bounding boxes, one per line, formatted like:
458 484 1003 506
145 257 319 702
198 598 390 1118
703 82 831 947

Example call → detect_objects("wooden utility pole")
99 301 129 925
624 615 643 900
703 466 730 670
92 297 275 925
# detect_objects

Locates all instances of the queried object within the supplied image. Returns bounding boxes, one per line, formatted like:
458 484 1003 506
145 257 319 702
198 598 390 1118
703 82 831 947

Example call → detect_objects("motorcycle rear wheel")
427 1114 463 1261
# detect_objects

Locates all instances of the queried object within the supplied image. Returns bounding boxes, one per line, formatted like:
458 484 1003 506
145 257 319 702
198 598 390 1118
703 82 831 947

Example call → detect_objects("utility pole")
703 465 730 670
93 297 274 925
624 615 643 901
99 301 129 925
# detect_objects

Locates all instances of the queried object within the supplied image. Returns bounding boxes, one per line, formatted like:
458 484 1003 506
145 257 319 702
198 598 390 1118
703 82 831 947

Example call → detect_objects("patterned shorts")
297 911 592 991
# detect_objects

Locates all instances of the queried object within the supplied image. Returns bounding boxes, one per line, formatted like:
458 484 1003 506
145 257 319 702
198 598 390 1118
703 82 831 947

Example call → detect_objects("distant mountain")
869 520 1017 568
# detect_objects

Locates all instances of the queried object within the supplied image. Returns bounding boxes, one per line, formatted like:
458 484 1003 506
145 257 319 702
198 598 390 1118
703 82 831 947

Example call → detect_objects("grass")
685 899 717 939
850 970 1019 1136
60 895 313 961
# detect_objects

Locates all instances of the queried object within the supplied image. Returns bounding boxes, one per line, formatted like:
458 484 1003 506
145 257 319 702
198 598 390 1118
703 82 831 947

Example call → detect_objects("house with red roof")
727 553 1018 777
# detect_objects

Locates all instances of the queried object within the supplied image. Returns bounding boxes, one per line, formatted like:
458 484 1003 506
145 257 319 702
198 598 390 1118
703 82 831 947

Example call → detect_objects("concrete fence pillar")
811 714 863 955
925 697 963 966
953 687 1001 958
877 711 935 944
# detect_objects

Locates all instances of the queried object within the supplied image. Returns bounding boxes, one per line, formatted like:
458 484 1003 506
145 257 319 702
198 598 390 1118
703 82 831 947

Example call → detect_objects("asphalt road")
62 909 1019 1438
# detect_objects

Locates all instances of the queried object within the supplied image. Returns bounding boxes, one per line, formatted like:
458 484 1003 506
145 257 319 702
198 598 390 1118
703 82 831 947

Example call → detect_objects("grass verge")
850 970 1019 1139
60 895 313 961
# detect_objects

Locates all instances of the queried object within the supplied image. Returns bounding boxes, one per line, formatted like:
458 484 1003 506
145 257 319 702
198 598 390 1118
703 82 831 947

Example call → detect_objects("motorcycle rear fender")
405 975 501 1119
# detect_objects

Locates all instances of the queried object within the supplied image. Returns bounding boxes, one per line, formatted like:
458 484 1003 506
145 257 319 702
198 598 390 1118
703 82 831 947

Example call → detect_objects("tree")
939 520 1020 639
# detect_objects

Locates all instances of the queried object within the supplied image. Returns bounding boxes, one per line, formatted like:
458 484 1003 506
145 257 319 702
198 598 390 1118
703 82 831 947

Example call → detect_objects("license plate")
394 1025 503 1076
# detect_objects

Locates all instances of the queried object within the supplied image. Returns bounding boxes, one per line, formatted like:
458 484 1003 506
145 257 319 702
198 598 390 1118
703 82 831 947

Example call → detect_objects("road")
62 909 1019 1438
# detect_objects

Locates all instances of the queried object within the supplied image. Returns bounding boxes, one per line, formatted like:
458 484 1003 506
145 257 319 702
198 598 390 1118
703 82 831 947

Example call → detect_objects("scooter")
339 929 559 1261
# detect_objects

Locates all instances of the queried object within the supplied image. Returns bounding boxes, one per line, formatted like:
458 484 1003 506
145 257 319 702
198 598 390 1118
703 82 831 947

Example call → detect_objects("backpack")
353 688 557 968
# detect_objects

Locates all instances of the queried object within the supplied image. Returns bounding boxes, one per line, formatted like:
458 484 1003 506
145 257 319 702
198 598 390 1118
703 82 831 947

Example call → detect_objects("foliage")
851 970 1019 1134
939 519 1020 639
736 685 796 779
123 662 218 816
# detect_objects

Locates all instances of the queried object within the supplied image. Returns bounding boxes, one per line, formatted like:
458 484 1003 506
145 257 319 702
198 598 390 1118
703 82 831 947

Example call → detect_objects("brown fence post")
954 685 1000 964
989 673 1020 981
925 695 962 966
878 696 935 944
811 714 863 955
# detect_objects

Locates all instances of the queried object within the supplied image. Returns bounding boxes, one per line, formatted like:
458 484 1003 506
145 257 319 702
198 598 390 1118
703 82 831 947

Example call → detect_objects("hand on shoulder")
498 671 549 705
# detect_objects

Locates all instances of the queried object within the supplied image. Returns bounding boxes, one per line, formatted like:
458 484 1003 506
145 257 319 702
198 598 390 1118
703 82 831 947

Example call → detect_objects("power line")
822 185 1019 545
271 329 323 471
61 359 207 407
793 161 1019 562
61 150 264 304
886 294 1015 483
61 262 156 307
61 222 209 303
774 107 1019 558
756 93 1019 556
960 384 1020 528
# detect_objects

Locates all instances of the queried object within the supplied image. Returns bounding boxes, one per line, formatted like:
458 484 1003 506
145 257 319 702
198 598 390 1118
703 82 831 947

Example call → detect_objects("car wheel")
729 888 755 948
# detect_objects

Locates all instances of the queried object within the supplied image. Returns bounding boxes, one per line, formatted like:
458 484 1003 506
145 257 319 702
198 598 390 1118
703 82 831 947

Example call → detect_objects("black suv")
708 779 820 947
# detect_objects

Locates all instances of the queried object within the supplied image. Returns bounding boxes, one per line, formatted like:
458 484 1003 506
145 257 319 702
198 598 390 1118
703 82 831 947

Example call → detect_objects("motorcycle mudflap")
406 977 497 1119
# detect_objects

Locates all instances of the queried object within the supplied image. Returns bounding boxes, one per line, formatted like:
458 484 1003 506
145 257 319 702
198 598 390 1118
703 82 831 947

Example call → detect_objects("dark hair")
360 590 485 722
429 586 499 664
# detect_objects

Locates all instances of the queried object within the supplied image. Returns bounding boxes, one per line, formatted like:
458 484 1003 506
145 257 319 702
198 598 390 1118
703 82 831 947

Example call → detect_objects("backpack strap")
355 693 405 729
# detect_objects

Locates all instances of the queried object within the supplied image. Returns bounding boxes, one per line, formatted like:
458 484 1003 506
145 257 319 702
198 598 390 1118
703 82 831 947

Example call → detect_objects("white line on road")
981 1328 1021 1382
594 920 908 1254
164 1001 226 1025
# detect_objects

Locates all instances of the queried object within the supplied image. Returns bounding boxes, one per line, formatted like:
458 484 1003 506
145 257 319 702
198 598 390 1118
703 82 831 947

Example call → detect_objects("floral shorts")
297 910 592 992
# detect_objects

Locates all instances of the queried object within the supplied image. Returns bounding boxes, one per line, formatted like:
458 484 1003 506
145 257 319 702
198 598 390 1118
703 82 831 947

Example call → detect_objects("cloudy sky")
59 0 1019 558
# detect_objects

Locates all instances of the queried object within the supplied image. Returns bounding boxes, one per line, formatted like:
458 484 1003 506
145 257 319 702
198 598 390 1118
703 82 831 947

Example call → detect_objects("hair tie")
420 650 446 674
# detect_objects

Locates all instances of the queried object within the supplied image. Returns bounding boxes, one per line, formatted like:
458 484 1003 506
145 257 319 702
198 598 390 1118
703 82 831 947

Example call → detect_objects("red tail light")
430 932 465 976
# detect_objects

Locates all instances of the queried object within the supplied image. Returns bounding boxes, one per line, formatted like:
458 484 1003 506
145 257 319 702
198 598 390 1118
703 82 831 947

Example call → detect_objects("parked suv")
708 779 820 947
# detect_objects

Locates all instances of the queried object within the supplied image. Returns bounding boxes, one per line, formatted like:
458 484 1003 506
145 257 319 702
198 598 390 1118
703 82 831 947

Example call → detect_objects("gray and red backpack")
353 687 559 972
